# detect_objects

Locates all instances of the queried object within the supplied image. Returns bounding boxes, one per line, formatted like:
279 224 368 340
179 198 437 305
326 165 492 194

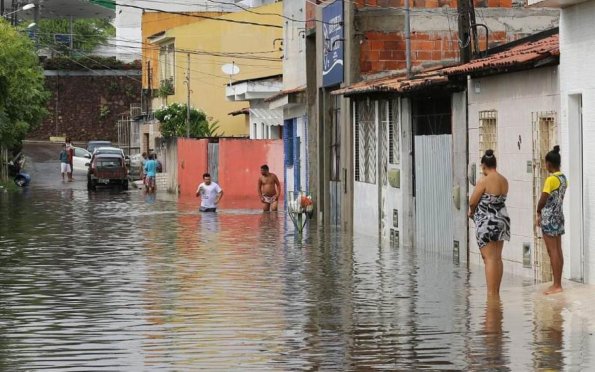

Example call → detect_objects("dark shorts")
200 206 217 213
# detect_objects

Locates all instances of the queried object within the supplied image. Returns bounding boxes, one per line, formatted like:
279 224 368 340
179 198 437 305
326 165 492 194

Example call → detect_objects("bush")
154 103 221 138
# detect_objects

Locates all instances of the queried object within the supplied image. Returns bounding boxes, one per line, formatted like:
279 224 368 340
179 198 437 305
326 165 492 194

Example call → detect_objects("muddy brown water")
0 143 593 370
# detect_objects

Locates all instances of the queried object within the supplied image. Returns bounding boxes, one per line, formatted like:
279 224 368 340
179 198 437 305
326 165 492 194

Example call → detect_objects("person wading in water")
469 150 511 297
257 164 281 212
537 145 567 295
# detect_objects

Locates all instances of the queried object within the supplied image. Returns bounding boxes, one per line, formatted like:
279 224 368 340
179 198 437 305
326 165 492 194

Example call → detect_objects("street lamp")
2 3 35 18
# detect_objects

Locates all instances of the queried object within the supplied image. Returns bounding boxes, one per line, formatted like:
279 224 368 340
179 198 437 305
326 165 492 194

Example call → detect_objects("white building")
225 75 283 139
528 0 595 285
115 0 277 62
444 31 561 280
267 0 309 198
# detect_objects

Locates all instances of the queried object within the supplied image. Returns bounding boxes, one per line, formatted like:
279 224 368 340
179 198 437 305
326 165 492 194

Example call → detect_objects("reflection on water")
1 183 595 370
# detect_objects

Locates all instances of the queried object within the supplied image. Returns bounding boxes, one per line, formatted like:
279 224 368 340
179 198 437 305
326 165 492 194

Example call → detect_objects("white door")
72 147 92 172
415 135 454 253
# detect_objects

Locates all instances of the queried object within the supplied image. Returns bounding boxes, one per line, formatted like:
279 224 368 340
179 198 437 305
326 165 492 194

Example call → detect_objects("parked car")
86 153 129 191
86 140 113 153
72 146 92 172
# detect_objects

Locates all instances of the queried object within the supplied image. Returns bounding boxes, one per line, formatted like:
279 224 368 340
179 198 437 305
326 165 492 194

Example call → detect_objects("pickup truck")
86 153 129 191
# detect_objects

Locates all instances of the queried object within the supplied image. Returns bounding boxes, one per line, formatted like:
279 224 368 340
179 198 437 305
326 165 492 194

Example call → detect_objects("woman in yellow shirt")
537 145 567 295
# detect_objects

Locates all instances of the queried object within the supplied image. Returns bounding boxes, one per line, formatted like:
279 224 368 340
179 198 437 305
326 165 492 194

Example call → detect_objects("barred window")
355 100 377 184
479 110 497 158
385 100 400 165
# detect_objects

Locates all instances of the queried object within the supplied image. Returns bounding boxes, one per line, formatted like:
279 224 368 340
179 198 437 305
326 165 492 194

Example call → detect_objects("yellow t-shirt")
543 172 565 194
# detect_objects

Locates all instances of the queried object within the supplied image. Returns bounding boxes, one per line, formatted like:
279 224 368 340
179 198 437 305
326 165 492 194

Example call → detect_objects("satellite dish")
221 63 240 76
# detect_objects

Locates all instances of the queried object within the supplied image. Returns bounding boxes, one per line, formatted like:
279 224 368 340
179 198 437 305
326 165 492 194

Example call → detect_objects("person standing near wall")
65 137 74 182
468 150 511 297
258 164 281 212
196 173 223 212
144 154 157 193
537 146 567 295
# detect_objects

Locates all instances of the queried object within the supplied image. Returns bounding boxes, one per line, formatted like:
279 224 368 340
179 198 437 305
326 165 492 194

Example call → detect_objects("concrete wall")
218 139 284 206
177 138 208 197
356 7 558 75
467 66 560 278
28 71 141 142
560 0 595 284
176 138 283 208
157 2 283 137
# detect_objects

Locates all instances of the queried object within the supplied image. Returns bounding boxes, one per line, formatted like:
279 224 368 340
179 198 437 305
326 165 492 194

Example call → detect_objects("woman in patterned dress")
537 146 567 295
468 150 510 296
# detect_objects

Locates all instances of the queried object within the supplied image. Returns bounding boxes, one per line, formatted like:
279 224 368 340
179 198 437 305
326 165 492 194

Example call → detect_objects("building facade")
305 0 559 239
146 2 283 137
527 0 595 284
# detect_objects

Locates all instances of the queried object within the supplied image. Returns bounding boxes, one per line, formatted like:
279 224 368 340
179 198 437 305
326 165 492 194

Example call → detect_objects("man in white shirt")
196 173 223 212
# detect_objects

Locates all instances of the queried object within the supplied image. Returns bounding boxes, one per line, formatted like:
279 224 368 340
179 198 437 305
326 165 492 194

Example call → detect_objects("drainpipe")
405 0 412 78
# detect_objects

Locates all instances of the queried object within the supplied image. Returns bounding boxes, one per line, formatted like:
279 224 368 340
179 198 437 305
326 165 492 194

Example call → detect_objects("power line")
94 0 283 28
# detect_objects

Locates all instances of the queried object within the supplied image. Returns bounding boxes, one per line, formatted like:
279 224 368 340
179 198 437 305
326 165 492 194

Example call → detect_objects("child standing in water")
537 145 567 295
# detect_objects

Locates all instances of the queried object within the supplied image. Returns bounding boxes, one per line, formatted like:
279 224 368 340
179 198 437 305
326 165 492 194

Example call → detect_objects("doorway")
568 94 585 282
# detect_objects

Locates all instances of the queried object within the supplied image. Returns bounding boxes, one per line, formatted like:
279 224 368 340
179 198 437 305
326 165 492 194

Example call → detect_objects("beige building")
148 2 283 137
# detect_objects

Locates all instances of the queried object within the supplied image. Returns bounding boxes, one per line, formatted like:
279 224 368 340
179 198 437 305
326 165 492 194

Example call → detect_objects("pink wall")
177 138 208 197
176 138 283 209
218 139 284 207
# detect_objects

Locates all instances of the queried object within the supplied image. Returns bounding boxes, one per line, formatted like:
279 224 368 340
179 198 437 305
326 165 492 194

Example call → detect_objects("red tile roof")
264 86 306 102
228 107 250 116
332 67 450 96
333 31 559 96
443 34 559 76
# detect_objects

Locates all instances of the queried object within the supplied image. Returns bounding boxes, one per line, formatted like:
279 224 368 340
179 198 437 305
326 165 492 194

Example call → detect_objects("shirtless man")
258 164 281 212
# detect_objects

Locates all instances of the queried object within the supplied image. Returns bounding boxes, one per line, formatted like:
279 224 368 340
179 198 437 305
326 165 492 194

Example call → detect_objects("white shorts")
61 163 72 173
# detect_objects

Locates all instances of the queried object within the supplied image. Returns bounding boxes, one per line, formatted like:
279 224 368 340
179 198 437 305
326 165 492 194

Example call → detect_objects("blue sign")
322 0 344 88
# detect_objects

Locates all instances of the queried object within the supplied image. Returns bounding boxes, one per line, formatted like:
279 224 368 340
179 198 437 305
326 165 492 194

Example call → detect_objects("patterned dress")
474 194 511 249
541 173 567 236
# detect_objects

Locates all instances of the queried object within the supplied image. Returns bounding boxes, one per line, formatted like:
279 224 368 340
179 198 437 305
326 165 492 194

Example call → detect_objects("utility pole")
185 53 191 138
457 0 472 63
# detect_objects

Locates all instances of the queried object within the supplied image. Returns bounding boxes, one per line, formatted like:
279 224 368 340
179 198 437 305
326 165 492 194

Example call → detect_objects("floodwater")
1 144 595 370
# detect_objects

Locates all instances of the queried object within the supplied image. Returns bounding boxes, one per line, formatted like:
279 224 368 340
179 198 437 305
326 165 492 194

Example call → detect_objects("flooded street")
1 144 595 370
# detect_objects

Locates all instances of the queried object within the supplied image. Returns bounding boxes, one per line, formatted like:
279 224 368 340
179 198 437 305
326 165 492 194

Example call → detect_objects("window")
355 100 377 184
253 123 257 138
331 95 341 181
479 110 497 158
159 43 175 85
386 100 400 165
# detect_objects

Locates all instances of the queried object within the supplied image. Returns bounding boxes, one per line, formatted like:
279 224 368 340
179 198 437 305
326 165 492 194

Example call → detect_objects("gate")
415 135 454 253
532 112 557 282
208 142 219 183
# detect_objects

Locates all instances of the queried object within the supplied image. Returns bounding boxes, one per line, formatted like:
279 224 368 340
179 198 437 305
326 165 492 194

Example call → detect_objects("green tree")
38 18 115 54
0 20 49 150
154 103 221 138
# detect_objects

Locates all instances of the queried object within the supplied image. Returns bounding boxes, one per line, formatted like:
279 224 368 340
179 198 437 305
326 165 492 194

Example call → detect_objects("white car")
93 146 125 157
72 147 92 172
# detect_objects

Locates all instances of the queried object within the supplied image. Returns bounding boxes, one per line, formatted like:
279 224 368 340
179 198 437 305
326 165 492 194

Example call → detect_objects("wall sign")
322 0 344 88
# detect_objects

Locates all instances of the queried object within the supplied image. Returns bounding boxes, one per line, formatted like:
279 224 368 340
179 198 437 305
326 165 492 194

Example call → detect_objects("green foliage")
0 20 49 149
99 105 110 120
158 79 174 97
154 103 221 138
38 18 115 54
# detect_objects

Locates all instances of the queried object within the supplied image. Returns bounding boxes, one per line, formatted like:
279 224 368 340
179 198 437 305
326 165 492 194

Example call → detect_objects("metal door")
532 112 556 282
208 142 219 183
414 135 454 253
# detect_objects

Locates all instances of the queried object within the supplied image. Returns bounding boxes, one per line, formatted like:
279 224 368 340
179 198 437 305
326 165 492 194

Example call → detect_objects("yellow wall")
142 12 226 90
160 3 283 137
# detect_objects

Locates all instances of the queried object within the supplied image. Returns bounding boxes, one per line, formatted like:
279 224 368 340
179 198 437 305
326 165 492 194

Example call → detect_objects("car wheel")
122 180 129 191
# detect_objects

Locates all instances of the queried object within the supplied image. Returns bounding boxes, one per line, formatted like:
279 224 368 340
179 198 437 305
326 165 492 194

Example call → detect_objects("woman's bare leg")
482 241 504 296
544 234 563 295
